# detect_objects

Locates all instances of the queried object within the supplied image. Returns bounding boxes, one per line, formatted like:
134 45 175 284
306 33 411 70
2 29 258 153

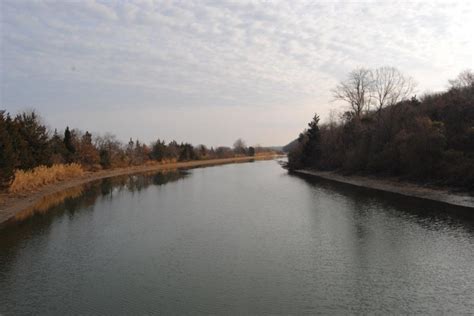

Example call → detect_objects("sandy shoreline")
0 156 277 225
293 169 474 209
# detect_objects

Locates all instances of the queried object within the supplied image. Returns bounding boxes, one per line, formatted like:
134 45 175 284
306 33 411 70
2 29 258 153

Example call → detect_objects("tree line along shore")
287 68 474 191
0 112 279 194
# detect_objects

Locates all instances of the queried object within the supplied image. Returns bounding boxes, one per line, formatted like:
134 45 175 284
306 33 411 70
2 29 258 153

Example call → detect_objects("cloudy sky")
1 0 473 146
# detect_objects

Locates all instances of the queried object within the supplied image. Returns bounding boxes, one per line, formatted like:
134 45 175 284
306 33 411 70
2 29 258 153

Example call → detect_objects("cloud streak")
1 0 473 145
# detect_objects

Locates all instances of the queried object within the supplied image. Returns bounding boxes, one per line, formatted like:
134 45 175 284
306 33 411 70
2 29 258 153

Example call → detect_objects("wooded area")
288 69 474 189
0 112 266 188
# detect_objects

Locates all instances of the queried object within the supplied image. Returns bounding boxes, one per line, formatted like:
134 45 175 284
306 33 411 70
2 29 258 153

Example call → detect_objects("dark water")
1 160 473 315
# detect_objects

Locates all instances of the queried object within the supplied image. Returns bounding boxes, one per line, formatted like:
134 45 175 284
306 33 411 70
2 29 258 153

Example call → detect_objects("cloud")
1 0 473 145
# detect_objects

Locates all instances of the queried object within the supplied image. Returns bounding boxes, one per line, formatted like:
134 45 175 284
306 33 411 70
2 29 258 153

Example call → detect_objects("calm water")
1 160 474 314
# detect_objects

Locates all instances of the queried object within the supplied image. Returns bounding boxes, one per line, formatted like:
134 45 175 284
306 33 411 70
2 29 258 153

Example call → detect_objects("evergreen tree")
287 131 308 170
63 126 76 163
179 143 196 161
133 139 145 165
49 129 67 163
301 114 322 167
14 111 50 169
248 146 255 156
0 111 15 185
167 141 180 160
4 113 24 170
99 148 111 168
126 138 135 165
151 139 167 161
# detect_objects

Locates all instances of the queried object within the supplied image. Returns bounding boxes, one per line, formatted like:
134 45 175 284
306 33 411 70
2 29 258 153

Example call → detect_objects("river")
1 159 473 314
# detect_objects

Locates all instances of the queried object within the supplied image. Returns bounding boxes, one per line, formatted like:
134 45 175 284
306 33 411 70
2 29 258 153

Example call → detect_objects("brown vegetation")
9 163 84 193
288 68 474 190
0 108 280 189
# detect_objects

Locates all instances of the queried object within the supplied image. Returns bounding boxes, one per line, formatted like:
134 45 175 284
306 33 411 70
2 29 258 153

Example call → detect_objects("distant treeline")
0 112 272 187
288 68 474 189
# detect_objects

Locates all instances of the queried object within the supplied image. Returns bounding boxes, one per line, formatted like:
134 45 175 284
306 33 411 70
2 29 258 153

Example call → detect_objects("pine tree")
151 139 167 161
126 138 135 165
134 139 144 165
50 129 67 163
301 114 322 167
4 112 24 169
179 143 196 161
248 146 255 156
0 111 15 185
14 111 50 169
99 148 111 168
64 126 76 163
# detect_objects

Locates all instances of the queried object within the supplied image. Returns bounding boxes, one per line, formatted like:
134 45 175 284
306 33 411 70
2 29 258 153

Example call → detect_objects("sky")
1 0 473 147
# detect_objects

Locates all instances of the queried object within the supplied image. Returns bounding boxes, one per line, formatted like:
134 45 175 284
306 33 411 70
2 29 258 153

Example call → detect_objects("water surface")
1 160 473 314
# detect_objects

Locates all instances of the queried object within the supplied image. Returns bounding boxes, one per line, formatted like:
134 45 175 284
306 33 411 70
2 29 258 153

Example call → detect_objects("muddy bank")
293 169 474 209
0 156 278 225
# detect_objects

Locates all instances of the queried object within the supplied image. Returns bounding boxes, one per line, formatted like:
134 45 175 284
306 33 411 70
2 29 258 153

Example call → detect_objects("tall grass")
160 158 178 164
9 163 84 193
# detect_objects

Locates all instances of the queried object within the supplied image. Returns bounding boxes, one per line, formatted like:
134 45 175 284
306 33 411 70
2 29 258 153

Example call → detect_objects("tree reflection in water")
2 169 189 228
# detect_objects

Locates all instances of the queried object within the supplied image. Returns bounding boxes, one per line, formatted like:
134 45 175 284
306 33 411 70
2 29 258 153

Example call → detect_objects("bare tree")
371 67 416 113
233 138 247 155
327 109 341 129
448 69 474 89
332 68 373 118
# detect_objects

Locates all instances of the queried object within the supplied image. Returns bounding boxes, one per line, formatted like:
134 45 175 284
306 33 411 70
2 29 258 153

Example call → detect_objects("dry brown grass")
255 151 278 157
9 163 84 193
160 158 178 164
144 160 159 166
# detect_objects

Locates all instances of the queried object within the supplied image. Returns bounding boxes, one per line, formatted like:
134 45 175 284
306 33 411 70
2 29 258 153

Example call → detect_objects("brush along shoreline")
293 169 474 209
0 155 279 225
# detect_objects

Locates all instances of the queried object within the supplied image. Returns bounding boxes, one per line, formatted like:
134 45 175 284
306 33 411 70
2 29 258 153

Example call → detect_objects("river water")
1 159 473 314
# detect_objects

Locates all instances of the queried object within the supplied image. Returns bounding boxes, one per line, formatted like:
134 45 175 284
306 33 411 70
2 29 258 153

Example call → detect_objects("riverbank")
293 169 474 209
0 155 278 225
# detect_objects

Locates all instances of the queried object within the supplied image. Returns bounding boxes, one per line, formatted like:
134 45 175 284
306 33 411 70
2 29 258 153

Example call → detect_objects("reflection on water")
1 169 188 228
292 171 474 229
11 186 85 223
0 161 473 315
